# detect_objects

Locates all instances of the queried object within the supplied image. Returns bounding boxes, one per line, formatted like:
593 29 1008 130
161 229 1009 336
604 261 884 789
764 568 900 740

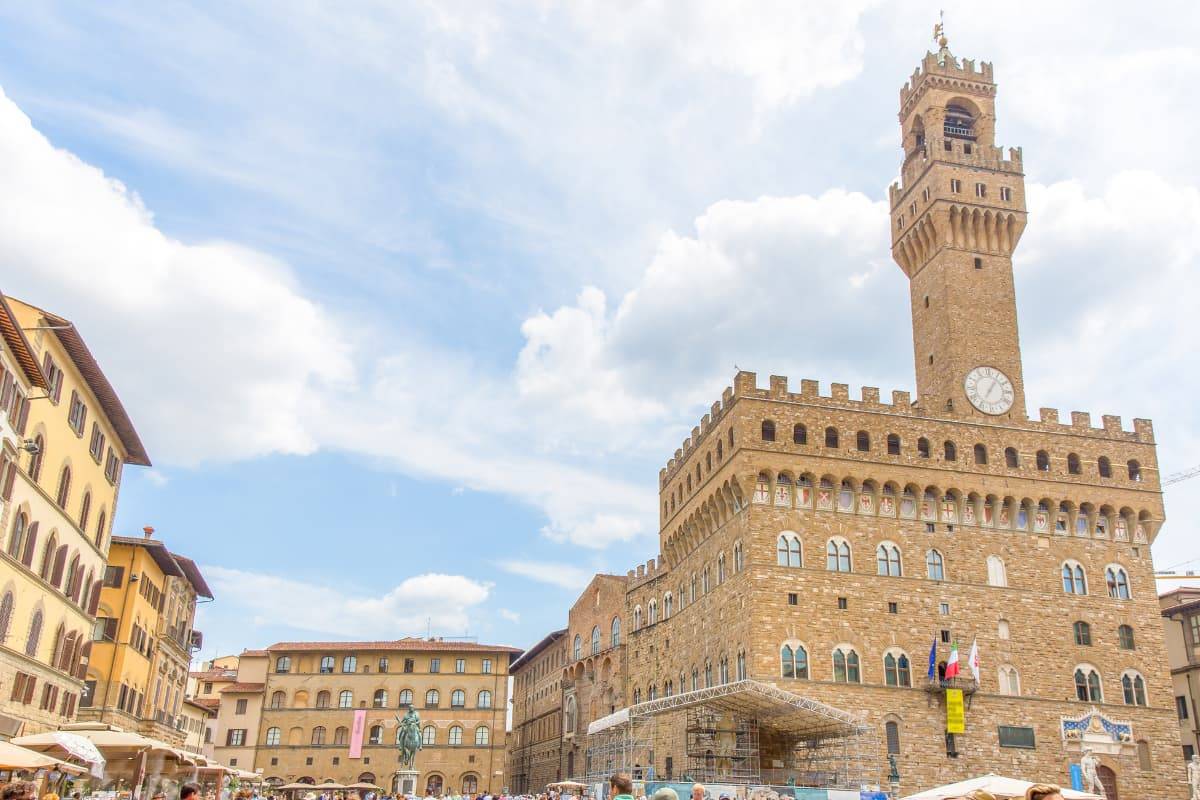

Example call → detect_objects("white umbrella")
901 774 1102 800
0 740 88 774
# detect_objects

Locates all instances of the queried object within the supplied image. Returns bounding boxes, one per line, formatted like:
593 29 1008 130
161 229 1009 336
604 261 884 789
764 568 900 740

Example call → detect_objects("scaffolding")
583 680 881 792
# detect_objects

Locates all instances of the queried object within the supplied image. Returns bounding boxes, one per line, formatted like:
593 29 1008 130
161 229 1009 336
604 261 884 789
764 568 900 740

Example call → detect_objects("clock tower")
890 33 1029 420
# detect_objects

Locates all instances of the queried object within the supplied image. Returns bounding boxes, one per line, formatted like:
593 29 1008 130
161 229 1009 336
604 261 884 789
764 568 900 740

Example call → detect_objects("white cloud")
497 608 521 624
203 566 491 639
143 469 169 487
498 560 596 591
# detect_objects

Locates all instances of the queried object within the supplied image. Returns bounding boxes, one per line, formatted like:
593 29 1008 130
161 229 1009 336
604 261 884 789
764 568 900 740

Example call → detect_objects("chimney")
143 526 155 539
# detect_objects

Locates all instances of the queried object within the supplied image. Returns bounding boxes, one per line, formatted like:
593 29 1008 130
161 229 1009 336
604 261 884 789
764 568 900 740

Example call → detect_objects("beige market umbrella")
0 740 88 774
346 783 381 791
313 782 347 790
277 783 316 790
901 774 1103 800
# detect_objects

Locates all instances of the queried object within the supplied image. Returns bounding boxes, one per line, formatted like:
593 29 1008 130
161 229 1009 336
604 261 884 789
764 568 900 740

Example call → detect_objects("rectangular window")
404 658 415 673
226 729 246 746
945 732 958 757
837 597 848 610
950 179 962 194
940 603 950 615
888 602 898 614
975 182 987 198
940 629 951 643
235 698 247 715
378 657 389 673
429 658 441 673
482 658 492 674
81 680 96 708
1178 695 1190 720
1000 187 1012 202
67 391 88 436
456 658 466 673
1190 615 1200 646
998 726 1036 749
342 655 357 673
104 448 121 484
787 593 798 606
229 758 238 767
42 355 63 403
1186 745 1196 762
103 566 124 588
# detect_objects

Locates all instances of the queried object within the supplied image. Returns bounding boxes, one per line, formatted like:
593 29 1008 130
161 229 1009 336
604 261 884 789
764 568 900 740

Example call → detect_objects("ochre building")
0 293 149 737
80 528 211 746
507 629 566 794
620 37 1179 800
211 638 519 795
1160 589 1200 761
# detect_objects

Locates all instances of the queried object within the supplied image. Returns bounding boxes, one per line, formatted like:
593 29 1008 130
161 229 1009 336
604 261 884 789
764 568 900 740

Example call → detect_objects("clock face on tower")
964 366 1015 415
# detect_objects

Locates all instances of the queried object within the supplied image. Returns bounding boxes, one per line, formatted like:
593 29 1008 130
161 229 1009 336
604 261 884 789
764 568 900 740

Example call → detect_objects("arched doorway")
357 773 376 786
425 774 443 796
1097 766 1118 800
461 774 478 794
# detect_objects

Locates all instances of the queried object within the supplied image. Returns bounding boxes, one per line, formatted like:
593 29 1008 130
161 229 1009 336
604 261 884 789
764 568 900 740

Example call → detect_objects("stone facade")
561 575 629 783
212 639 519 796
507 629 567 793
1160 589 1200 760
525 40 1184 800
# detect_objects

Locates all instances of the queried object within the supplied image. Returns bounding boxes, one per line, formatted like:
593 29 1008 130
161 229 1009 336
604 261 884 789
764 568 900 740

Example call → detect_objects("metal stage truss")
583 680 881 792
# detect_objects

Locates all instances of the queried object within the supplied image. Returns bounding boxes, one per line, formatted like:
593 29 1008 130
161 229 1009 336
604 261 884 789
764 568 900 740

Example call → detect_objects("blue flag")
927 637 937 680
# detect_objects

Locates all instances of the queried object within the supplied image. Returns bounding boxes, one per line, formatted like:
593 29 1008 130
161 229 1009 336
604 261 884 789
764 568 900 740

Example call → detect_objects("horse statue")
396 708 422 770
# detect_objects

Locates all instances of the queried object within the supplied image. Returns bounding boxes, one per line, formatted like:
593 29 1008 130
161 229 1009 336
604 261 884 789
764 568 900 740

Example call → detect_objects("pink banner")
348 709 367 758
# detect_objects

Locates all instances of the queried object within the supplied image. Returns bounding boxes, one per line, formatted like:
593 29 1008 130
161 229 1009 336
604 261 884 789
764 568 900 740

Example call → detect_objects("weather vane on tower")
933 10 947 47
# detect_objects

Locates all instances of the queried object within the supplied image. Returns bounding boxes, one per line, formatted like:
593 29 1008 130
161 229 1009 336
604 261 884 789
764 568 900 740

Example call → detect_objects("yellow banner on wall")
946 688 965 733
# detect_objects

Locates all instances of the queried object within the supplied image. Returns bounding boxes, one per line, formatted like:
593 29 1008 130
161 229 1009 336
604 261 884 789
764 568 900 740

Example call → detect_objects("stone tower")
889 34 1029 420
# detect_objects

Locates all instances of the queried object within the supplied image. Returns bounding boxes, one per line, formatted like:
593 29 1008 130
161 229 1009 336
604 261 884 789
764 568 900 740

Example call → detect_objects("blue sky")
1 2 1199 660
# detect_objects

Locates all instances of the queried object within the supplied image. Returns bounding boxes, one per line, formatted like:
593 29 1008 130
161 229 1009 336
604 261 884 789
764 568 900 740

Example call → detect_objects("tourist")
2 783 37 800
650 788 677 800
689 786 705 800
1023 787 1063 800
181 785 201 800
607 775 633 800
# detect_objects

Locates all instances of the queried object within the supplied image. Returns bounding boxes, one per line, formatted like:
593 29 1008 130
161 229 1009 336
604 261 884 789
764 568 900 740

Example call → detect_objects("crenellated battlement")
627 556 669 590
900 50 994 116
660 371 1155 486
891 137 1024 207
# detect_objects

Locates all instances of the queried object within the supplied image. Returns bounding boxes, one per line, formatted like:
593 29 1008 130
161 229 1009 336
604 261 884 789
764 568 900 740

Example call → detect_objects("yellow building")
189 655 243 758
80 529 212 746
0 293 149 736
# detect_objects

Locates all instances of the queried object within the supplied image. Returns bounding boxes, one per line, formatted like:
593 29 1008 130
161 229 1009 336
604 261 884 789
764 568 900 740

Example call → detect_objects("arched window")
973 444 987 464
8 512 26 558
333 727 349 745
320 655 335 673
55 466 71 508
1036 450 1050 471
885 721 900 755
421 725 436 745
265 727 281 746
94 510 106 548
761 420 776 441
338 690 353 708
1062 561 1088 595
1068 453 1081 474
998 665 1020 696
648 599 658 624
633 606 642 629
478 690 492 708
1005 447 1019 468
270 691 286 708
368 725 383 745
591 626 601 654
986 555 1007 587
611 616 621 648
793 424 807 445
315 690 330 708
398 689 413 707
0 592 13 642
733 541 744 572
1074 621 1092 646
737 650 746 680
564 695 577 733
79 491 92 531
1118 625 1135 650
24 609 42 657
573 634 581 660
462 775 479 794
780 644 808 679
475 725 490 745
425 689 439 707
1128 460 1142 481
826 538 851 572
367 688 385 708
856 431 870 451
275 656 291 673
1106 566 1131 599
825 427 839 448
39 533 56 580
926 549 945 581
883 651 911 687
664 592 674 618
876 544 901 577
943 441 957 462
917 437 930 458
28 435 45 481
776 533 802 567
1098 456 1112 478
311 726 326 746
833 647 860 683
887 434 900 455
1074 665 1103 701
1122 671 1147 706
448 725 463 746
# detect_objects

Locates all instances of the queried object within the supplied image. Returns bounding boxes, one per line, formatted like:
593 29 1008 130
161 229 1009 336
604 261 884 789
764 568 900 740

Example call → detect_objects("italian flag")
944 640 961 679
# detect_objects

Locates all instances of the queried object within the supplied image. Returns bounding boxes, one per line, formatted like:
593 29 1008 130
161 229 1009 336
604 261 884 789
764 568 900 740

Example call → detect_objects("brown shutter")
21 523 37 567
76 641 92 680
23 675 35 704
50 545 67 587
0 367 10 409
87 581 102 615
51 627 66 670
104 618 118 642
0 454 13 501
15 395 28 435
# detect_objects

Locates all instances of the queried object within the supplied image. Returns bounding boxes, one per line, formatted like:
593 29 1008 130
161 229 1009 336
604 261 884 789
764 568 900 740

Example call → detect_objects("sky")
1 1 1198 661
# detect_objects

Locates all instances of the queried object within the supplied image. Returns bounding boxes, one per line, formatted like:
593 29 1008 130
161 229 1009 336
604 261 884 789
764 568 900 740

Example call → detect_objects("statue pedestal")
395 770 418 797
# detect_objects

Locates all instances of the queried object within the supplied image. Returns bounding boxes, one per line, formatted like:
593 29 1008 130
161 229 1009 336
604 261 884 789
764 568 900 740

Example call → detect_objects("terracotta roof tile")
190 669 237 681
239 649 269 657
266 637 521 654
220 682 264 693
0 292 47 389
